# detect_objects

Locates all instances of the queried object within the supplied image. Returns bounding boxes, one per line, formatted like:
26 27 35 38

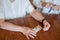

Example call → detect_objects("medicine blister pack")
33 25 42 33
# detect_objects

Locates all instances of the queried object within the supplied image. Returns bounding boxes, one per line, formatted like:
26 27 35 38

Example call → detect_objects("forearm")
0 22 23 32
30 10 44 22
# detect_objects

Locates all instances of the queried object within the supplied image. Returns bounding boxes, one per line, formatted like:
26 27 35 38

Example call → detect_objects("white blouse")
0 0 34 19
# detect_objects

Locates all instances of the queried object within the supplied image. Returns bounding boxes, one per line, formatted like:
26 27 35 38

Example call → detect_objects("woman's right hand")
45 2 52 8
21 27 37 39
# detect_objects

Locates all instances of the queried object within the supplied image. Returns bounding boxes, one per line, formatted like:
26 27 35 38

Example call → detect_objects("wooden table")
0 14 60 40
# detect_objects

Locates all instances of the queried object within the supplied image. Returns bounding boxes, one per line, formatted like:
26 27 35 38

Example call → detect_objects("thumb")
43 23 50 31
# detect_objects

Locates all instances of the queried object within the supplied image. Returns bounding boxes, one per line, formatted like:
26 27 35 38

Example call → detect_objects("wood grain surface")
0 14 60 40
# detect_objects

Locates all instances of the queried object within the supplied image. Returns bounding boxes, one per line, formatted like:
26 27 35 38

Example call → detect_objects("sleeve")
0 0 5 19
33 0 44 12
33 0 43 8
45 0 52 3
26 0 34 13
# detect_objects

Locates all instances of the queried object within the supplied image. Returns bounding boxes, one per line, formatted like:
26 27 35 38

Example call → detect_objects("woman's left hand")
43 20 51 31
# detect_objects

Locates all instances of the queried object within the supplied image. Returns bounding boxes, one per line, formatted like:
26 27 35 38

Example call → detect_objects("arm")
0 19 37 39
30 9 44 22
0 0 36 39
30 9 50 31
0 19 23 32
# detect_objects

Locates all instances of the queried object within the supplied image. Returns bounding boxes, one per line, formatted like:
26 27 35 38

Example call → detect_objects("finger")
43 23 49 31
29 34 35 39
43 27 49 31
44 23 47 28
30 33 36 37
26 35 30 39
46 24 50 30
46 24 50 29
43 27 47 31
31 30 37 34
43 24 50 31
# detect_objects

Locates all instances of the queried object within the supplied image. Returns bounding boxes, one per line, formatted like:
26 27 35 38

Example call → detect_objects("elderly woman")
0 0 50 39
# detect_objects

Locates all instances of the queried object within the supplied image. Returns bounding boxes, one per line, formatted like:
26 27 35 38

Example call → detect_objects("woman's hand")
45 2 60 11
21 27 37 39
43 20 50 31
45 2 52 8
52 5 60 11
